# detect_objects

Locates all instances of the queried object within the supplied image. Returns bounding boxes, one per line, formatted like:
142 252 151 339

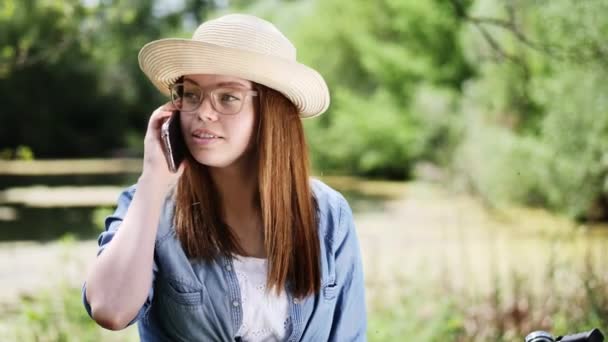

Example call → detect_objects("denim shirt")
82 178 367 341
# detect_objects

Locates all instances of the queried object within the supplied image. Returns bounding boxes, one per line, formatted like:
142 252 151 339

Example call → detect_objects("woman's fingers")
148 102 177 131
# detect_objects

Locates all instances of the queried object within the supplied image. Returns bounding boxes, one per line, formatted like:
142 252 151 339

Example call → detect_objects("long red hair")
174 83 321 299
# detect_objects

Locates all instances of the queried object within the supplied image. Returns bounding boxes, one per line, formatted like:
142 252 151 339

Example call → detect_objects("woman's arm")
329 198 368 341
84 176 168 330
84 103 184 330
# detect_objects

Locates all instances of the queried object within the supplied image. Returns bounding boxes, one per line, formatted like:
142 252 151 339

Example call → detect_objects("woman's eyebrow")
217 81 250 88
184 78 250 89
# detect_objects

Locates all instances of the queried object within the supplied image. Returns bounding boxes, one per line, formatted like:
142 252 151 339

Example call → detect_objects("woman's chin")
191 153 235 169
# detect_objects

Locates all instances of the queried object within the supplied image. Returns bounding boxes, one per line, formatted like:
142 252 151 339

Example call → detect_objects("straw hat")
138 14 330 118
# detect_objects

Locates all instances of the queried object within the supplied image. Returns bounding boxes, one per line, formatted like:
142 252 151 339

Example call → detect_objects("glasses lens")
213 88 245 115
171 84 202 112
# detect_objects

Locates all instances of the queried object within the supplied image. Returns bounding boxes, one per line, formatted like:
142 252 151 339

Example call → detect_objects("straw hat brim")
138 38 330 118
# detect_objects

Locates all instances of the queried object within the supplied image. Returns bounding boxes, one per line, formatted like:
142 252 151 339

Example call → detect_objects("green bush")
292 0 472 179
305 87 419 179
452 0 608 220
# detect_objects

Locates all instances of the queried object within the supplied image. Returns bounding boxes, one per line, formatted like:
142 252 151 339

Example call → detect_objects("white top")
232 255 291 341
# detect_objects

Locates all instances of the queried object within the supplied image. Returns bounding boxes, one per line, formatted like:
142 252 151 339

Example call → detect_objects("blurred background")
1 0 607 341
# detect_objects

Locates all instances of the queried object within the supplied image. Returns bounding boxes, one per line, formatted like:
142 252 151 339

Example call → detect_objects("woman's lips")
191 134 223 146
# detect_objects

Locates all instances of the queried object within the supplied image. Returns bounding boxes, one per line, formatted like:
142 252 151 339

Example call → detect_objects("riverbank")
0 180 604 306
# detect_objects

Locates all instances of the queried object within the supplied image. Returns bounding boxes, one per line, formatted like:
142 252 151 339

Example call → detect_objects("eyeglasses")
170 82 258 115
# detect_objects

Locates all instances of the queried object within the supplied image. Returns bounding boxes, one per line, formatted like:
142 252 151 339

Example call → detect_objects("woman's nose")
196 97 220 122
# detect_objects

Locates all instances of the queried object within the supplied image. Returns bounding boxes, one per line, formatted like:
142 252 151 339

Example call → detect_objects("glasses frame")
169 82 258 115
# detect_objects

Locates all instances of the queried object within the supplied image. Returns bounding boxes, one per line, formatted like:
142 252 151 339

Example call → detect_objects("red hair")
174 84 321 298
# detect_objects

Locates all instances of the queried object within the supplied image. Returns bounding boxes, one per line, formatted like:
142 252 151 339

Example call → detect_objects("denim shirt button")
225 265 232 272
293 298 299 304
232 300 239 307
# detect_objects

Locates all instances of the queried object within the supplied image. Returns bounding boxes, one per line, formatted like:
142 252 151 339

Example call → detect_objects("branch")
472 21 517 63
466 16 558 56
447 0 561 61
448 0 467 18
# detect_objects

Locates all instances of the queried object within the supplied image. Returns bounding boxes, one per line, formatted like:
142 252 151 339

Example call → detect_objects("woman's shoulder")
116 183 176 204
310 177 349 212
309 178 354 239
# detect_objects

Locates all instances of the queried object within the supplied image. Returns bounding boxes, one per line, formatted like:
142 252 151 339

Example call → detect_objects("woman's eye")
220 94 240 102
184 92 200 100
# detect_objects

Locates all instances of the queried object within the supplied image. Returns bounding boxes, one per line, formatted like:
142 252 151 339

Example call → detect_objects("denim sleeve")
330 197 368 341
81 185 157 326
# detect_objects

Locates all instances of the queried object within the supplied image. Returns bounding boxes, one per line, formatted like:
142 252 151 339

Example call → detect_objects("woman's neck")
208 158 265 258
208 155 258 220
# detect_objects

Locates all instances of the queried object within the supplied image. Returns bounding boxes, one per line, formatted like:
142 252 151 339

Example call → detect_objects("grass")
367 252 607 342
0 259 604 341
0 283 138 342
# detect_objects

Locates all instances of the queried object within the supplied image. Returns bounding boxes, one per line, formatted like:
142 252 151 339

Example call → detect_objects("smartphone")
161 110 186 173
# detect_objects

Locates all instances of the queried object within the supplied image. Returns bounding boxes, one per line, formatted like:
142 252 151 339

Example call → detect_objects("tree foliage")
1 0 607 219
0 0 213 157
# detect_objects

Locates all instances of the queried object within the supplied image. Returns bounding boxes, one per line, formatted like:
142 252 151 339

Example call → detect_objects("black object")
161 110 186 173
525 328 604 342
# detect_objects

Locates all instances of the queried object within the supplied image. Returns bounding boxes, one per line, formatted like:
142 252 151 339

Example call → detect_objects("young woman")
82 14 366 341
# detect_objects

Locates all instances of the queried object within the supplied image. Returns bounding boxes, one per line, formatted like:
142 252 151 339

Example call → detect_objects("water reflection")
0 173 137 242
0 205 105 242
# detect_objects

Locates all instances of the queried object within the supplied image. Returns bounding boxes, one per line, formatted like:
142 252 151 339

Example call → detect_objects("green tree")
290 0 473 178
0 0 125 157
454 0 608 220
0 0 218 158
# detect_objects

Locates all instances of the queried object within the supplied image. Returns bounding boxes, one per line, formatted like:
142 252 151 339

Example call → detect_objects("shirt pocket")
323 282 338 300
322 270 338 301
321 250 339 301
156 278 207 341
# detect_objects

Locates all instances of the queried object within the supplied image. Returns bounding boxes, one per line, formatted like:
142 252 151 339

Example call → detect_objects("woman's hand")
140 102 186 189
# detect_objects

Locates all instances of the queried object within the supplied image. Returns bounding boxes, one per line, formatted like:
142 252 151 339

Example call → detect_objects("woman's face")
179 74 257 169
